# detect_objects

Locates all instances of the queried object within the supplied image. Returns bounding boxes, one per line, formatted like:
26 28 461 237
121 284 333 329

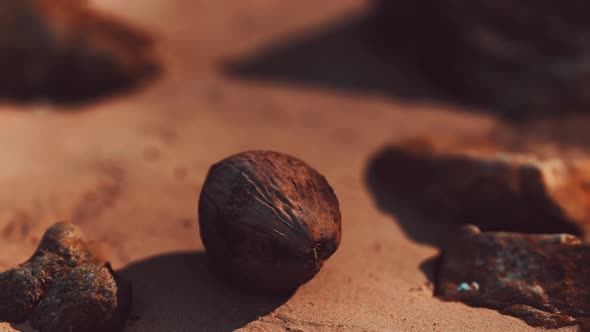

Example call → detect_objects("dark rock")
30 263 131 332
0 0 159 104
371 0 590 112
437 225 590 330
367 138 590 239
0 223 131 331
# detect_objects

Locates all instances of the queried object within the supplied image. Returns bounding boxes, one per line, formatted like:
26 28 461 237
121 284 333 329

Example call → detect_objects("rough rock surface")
0 223 103 323
437 225 590 330
0 223 131 331
30 264 131 332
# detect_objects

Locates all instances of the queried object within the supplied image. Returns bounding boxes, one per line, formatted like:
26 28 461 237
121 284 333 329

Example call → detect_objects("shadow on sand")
118 252 291 332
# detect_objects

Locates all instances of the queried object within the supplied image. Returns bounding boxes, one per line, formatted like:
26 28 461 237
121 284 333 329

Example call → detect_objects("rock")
0 223 131 331
30 264 131 332
367 137 590 239
371 0 590 112
0 0 159 103
0 223 104 323
437 225 590 330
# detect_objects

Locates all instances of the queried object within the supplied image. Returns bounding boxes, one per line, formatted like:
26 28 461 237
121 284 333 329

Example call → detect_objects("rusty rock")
437 225 590 330
0 0 159 103
30 263 131 332
371 0 590 113
0 223 103 323
0 222 131 331
367 137 590 239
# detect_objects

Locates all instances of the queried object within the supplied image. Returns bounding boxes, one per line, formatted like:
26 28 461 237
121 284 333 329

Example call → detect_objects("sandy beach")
0 1 586 331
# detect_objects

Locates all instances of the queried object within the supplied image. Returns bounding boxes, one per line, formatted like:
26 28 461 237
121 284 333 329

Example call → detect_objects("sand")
0 1 584 331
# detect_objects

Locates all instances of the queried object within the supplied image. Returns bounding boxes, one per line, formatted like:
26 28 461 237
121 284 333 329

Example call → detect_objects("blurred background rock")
371 0 590 116
0 0 159 104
